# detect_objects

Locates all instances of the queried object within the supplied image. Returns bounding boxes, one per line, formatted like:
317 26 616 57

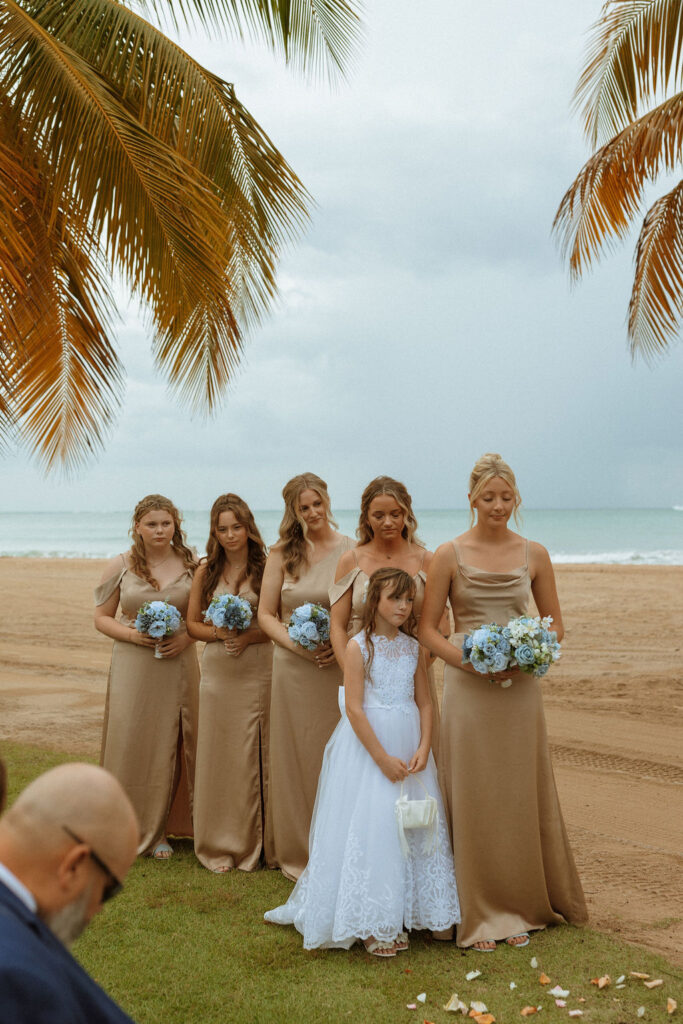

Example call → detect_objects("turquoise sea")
1 508 681 564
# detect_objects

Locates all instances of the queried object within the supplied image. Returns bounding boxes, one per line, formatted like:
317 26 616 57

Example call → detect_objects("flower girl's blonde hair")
468 453 522 527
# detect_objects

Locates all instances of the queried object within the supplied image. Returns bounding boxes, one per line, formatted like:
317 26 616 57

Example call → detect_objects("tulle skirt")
264 702 460 949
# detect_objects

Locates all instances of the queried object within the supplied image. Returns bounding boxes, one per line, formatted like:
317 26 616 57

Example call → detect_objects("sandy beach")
0 558 681 965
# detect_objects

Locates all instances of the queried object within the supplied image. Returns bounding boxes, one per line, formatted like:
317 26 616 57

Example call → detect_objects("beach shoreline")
0 558 681 965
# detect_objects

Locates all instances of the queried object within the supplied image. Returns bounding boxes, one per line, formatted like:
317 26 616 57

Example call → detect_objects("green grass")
2 741 681 1023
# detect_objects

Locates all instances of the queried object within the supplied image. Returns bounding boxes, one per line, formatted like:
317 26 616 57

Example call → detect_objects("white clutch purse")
394 777 438 857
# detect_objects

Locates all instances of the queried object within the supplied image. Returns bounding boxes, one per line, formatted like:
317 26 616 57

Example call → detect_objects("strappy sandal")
363 937 397 958
394 931 409 952
471 939 496 951
505 933 530 948
152 841 173 860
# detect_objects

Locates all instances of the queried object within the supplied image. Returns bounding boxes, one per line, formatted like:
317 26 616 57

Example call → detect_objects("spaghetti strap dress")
329 549 441 759
268 534 355 881
439 540 587 947
193 580 274 872
95 560 199 855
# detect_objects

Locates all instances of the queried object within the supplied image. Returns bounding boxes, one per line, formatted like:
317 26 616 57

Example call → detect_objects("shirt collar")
0 860 38 913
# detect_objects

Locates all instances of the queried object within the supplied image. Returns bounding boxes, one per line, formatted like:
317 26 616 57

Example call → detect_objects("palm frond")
7 207 124 472
554 89 683 276
1 0 309 423
628 178 683 356
576 0 683 146
140 0 364 81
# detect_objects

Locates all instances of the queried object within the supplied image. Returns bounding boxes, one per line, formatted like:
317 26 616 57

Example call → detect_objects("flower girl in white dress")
264 567 460 956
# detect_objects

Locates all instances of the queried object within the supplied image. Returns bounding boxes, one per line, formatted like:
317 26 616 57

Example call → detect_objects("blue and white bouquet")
462 623 513 684
287 603 330 651
506 615 561 678
135 601 182 658
462 615 561 686
204 593 253 632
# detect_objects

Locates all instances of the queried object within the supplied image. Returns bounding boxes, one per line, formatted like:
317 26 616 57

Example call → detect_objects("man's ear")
55 842 91 900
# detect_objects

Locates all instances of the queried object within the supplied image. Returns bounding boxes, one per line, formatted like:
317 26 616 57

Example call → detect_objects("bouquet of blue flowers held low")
287 603 330 651
204 593 253 633
135 600 182 659
462 615 560 687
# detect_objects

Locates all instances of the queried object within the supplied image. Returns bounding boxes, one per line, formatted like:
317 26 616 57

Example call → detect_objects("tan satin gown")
268 534 355 881
96 559 199 855
194 581 274 872
329 549 441 759
439 540 587 947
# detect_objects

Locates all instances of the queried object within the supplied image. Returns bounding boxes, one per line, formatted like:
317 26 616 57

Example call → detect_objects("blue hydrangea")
204 593 253 632
288 603 330 651
135 601 181 639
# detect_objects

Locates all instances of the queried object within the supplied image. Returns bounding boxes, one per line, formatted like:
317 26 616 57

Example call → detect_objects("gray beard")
43 885 92 948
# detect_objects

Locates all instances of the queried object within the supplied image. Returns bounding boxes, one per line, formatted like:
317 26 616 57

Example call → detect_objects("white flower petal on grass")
616 984 626 989
616 975 625 984
470 1001 488 1013
643 979 663 989
509 982 517 990
530 957 538 968
568 1012 583 1019
443 993 468 1013
636 1008 645 1018
555 999 567 1008
416 992 426 1003
549 986 569 998
466 970 482 981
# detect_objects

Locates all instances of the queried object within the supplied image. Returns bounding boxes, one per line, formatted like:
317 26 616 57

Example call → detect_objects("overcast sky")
3 0 683 512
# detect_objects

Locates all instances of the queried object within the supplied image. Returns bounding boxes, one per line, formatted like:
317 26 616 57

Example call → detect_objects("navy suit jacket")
0 880 136 1023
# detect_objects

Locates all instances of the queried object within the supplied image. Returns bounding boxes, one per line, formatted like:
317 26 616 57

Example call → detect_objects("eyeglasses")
62 826 123 903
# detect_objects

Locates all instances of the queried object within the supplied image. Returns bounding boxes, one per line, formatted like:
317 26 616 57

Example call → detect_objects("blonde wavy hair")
468 453 522 526
129 494 195 589
357 476 421 546
278 473 337 579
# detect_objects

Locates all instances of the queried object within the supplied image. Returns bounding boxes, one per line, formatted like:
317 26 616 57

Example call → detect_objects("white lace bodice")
353 631 418 711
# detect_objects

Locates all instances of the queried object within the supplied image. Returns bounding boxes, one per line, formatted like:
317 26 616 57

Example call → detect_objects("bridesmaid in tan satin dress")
329 476 446 758
186 494 273 872
94 495 199 859
420 454 587 949
258 473 354 881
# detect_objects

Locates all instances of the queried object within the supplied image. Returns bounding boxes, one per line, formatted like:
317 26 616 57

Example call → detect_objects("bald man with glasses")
0 762 139 1022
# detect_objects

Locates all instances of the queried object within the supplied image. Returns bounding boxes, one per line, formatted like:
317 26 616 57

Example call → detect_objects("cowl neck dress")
439 540 587 947
95 559 199 855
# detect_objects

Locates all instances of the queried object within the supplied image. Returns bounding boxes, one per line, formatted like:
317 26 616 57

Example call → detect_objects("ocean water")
0 508 681 564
